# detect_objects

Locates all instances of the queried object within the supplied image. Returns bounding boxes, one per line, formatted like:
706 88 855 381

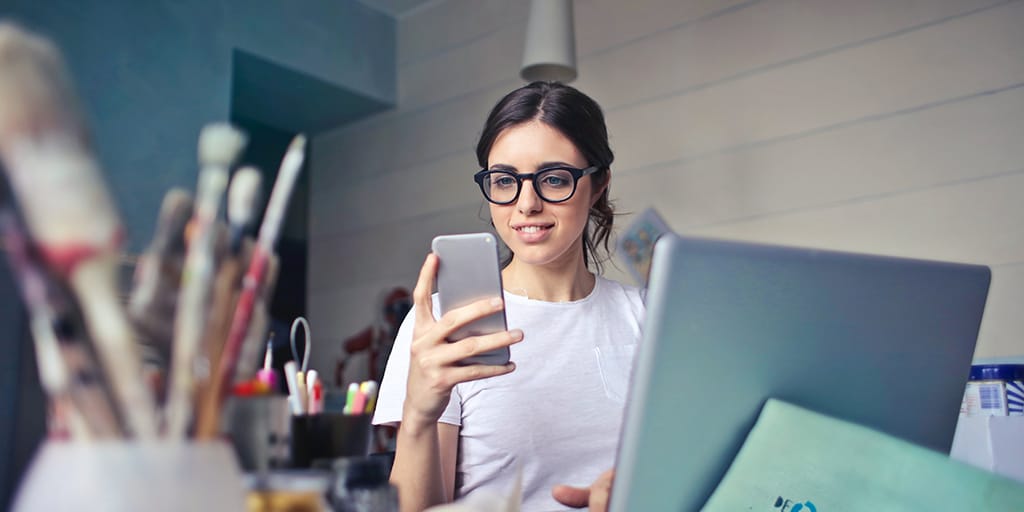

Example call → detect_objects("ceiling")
230 50 391 135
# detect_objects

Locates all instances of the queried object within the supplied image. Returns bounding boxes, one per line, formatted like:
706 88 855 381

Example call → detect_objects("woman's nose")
516 179 543 214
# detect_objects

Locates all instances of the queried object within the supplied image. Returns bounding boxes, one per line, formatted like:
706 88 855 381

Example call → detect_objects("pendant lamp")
520 0 578 83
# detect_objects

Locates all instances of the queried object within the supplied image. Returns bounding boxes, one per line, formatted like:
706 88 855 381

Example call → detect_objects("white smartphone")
431 233 510 366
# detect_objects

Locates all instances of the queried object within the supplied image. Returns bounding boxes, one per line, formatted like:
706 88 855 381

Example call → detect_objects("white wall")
309 0 1024 373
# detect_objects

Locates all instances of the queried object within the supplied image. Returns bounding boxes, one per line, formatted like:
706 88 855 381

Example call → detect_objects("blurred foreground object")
0 21 157 438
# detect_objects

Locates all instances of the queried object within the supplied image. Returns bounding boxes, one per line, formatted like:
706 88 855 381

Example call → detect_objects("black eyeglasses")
473 165 599 205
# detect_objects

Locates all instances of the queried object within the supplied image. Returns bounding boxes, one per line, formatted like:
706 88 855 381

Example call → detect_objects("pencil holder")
223 395 293 472
290 413 372 468
12 440 247 511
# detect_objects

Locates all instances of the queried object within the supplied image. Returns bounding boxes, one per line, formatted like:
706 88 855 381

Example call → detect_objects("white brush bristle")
227 166 261 226
198 123 247 168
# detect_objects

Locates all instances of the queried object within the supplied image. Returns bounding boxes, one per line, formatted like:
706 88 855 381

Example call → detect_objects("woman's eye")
540 174 570 188
493 176 517 188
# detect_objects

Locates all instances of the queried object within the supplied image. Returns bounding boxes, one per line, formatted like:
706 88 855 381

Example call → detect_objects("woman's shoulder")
595 275 646 313
596 274 644 297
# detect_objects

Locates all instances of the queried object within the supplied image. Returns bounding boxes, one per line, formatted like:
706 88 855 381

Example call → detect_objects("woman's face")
485 121 604 269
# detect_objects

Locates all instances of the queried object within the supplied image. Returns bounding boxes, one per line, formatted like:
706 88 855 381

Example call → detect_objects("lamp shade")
520 0 577 83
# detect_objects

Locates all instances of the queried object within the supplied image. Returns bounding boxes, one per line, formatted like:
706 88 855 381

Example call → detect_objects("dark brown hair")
475 81 615 271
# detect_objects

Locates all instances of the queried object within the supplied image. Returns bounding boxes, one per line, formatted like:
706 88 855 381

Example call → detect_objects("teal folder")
703 399 1024 511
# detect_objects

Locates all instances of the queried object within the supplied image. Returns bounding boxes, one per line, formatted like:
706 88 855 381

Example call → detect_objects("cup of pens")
285 373 377 468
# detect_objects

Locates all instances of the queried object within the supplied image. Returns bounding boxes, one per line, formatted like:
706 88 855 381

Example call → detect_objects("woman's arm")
390 420 459 512
388 254 522 512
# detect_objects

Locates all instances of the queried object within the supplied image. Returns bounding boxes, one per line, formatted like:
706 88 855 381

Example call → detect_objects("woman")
373 82 645 512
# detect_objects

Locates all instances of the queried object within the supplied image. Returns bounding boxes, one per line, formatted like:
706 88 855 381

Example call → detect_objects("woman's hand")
402 253 523 429
552 468 615 511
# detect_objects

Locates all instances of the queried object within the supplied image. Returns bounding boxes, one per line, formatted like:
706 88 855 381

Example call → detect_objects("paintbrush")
128 188 194 394
0 22 158 438
164 123 246 439
226 167 261 252
212 135 305 408
0 204 124 440
233 256 280 384
193 167 261 439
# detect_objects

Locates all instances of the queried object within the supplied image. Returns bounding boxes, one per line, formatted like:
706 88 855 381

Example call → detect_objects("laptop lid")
610 234 990 511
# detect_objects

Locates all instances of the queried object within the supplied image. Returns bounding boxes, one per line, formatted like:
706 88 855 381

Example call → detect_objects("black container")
290 414 372 469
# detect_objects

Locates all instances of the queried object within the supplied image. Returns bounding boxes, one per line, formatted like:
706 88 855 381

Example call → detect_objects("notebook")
610 234 991 511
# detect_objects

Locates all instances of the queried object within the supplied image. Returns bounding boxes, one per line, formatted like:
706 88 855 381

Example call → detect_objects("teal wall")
0 0 394 250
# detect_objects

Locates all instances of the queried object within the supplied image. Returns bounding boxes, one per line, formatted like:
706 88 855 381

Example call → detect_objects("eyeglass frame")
473 165 600 205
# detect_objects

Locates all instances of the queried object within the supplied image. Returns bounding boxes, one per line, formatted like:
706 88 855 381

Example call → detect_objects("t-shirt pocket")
594 344 638 404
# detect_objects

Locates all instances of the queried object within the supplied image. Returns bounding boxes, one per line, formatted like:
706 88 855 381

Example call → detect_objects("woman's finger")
552 469 615 511
551 485 589 509
589 469 615 512
443 361 516 385
412 253 438 327
429 296 504 341
428 329 523 367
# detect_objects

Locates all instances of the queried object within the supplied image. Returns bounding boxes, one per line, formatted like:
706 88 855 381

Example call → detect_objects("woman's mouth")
513 224 553 242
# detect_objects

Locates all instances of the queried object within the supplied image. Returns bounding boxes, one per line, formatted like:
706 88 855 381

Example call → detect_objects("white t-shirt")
373 276 645 511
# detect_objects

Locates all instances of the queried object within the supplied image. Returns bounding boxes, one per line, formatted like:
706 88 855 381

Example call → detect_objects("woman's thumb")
551 484 590 508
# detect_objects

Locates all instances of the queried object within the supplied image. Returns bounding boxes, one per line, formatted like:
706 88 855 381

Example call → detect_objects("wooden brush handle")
194 253 246 439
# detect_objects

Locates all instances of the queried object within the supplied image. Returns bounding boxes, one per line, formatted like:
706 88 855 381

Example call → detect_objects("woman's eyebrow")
537 161 574 169
488 161 576 172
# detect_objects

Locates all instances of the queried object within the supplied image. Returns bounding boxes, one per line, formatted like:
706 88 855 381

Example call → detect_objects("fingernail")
510 329 524 341
490 297 503 308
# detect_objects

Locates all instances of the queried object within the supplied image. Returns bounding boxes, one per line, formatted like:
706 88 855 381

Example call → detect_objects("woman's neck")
501 253 596 303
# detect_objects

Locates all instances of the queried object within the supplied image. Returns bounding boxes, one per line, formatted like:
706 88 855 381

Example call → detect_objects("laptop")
610 234 991 511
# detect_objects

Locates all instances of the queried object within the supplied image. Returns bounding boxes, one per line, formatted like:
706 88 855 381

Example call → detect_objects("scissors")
290 316 312 373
